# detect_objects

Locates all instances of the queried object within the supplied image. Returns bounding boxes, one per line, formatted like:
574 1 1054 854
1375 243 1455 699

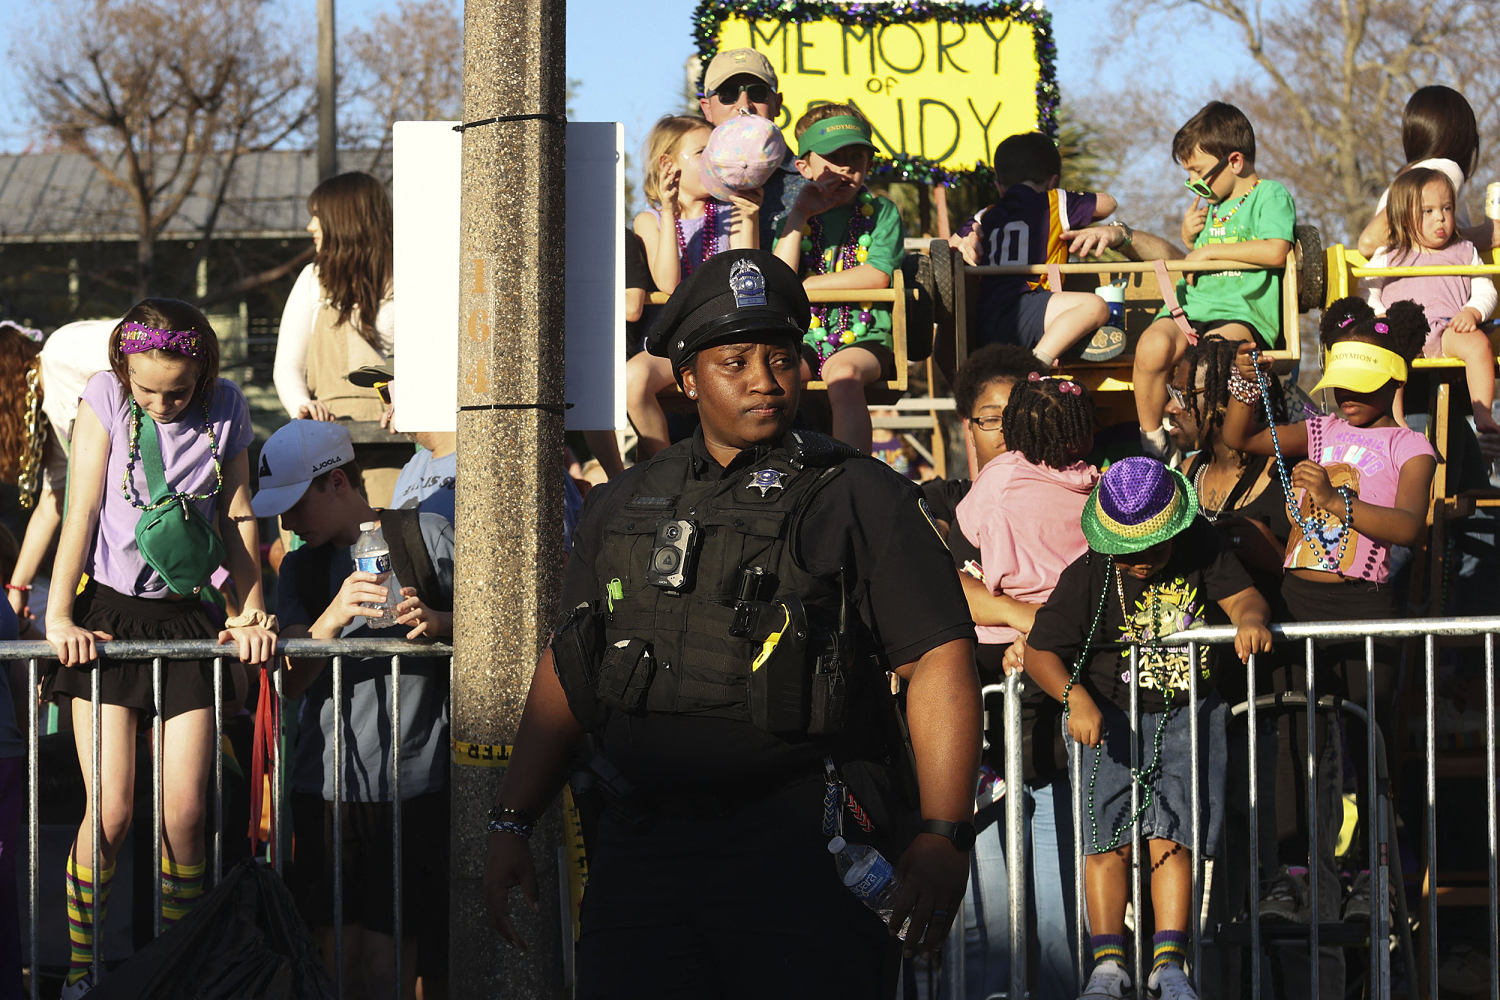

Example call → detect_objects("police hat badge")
730 258 768 308
747 468 787 497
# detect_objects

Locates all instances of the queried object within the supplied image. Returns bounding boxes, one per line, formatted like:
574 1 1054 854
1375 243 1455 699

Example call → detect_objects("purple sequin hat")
1080 456 1199 555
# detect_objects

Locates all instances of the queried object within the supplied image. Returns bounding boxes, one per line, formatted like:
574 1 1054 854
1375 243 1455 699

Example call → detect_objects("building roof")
0 149 391 243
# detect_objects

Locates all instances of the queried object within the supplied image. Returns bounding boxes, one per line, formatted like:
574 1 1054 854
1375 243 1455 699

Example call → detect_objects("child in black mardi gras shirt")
1024 456 1272 1000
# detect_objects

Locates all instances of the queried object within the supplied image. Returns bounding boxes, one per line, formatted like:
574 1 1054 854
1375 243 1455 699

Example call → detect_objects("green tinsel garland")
691 0 1059 186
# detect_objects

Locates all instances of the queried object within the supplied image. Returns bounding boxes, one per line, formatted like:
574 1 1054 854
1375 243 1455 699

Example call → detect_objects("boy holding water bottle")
251 418 454 998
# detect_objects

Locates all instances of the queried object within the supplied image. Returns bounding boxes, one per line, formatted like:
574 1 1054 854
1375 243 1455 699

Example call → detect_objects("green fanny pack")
129 399 226 596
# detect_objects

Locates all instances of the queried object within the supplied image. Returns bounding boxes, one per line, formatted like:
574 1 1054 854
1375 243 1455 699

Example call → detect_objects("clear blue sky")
0 0 1250 164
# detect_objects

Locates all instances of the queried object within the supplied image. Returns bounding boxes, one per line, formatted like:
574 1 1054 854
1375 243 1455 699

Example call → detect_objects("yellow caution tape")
451 740 513 767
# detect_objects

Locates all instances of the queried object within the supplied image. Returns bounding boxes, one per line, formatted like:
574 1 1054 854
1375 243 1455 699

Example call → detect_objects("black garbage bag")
89 859 334 999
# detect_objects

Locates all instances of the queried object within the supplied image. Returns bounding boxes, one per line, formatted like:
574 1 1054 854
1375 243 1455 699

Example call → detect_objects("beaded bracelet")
1227 370 1262 405
487 819 535 839
3 583 30 594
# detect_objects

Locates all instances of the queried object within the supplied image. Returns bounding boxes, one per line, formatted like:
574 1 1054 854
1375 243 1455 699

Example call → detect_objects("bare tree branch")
19 0 315 298
1077 0 1494 246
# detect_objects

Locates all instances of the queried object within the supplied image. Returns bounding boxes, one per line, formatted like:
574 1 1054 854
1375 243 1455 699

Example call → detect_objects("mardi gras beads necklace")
674 199 719 278
1209 179 1259 229
1061 560 1180 854
1242 346 1355 571
121 398 223 511
803 189 877 374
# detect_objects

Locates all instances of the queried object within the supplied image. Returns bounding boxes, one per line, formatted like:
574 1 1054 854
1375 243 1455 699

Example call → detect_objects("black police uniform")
554 251 975 999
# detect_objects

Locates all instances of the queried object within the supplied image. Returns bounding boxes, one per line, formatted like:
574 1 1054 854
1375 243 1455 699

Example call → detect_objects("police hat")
646 249 809 370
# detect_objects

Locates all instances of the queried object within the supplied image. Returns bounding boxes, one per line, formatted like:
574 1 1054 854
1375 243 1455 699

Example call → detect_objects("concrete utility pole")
317 0 337 179
450 0 568 995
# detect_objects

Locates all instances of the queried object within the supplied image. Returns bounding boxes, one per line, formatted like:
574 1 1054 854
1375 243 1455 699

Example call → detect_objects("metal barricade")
1 637 451 1000
957 618 1498 1000
7 619 1500 1000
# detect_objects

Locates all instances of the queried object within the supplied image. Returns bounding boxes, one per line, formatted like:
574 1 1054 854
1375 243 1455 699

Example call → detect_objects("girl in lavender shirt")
1364 167 1499 433
43 299 276 996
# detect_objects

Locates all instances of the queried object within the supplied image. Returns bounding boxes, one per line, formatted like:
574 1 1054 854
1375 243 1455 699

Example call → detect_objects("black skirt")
43 582 233 720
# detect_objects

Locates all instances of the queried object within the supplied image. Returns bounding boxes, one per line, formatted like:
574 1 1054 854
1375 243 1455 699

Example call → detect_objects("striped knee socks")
161 857 206 925
65 856 114 986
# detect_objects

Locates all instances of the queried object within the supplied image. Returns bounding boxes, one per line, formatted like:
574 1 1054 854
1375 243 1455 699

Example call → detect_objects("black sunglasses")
711 82 772 106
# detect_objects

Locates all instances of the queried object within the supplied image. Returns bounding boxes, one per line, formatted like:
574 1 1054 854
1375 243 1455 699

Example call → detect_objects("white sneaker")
1079 960 1133 999
1146 963 1199 1000
60 974 96 1000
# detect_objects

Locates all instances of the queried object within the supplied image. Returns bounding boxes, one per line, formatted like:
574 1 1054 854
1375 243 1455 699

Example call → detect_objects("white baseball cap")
251 420 354 517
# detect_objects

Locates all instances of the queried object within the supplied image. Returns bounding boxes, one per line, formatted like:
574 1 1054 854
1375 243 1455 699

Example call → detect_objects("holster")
744 596 852 737
550 602 608 731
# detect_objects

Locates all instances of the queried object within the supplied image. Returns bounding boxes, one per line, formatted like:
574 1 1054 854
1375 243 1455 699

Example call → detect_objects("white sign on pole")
392 120 625 433
564 122 626 431
392 120 461 432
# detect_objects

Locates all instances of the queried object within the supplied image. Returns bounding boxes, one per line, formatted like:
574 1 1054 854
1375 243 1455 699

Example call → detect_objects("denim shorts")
977 287 1051 349
1067 691 1227 855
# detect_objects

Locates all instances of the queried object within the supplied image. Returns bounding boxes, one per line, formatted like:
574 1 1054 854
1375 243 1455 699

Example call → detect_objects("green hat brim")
797 115 876 158
1079 465 1199 555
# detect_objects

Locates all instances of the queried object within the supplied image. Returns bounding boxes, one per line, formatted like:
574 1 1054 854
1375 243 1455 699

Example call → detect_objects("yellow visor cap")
1311 341 1407 393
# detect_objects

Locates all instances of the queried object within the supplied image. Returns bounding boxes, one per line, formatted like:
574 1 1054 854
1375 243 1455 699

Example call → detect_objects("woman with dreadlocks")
1167 334 1291 597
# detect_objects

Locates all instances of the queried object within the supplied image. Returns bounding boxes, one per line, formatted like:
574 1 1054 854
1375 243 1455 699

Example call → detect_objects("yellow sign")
712 12 1044 176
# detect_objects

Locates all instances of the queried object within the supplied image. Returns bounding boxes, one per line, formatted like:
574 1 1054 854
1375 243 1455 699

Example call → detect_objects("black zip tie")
458 402 571 414
453 113 567 132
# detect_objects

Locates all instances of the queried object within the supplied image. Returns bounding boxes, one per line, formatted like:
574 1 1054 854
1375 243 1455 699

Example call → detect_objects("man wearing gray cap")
698 48 807 249
483 250 979 997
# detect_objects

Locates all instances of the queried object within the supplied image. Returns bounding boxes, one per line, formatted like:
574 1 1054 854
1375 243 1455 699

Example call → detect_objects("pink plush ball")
698 114 788 203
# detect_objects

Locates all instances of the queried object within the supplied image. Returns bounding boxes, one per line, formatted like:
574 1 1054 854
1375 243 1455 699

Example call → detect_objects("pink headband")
1027 371 1084 395
120 321 204 360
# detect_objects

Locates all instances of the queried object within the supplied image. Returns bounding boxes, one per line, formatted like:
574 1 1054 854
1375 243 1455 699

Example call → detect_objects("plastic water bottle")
351 521 396 628
828 836 910 939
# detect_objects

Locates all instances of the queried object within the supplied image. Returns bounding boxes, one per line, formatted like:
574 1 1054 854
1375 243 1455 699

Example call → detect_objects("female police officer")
483 249 979 998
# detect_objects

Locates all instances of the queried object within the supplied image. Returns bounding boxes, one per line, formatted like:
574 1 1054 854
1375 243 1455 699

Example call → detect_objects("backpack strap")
382 508 450 613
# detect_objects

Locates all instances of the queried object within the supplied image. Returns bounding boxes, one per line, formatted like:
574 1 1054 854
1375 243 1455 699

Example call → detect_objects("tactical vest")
552 431 870 737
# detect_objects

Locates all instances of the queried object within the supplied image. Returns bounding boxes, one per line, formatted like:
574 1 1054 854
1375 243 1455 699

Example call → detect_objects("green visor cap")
797 115 876 158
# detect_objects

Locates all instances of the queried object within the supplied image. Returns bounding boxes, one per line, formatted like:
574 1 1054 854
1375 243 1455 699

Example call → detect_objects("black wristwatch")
919 818 976 851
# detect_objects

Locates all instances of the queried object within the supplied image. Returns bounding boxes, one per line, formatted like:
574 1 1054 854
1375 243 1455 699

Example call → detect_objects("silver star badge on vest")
747 468 786 497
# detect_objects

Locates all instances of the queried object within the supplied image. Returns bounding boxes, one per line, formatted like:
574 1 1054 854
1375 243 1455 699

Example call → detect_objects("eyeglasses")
1184 154 1232 199
710 82 772 106
1166 384 1203 410
970 415 1005 431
